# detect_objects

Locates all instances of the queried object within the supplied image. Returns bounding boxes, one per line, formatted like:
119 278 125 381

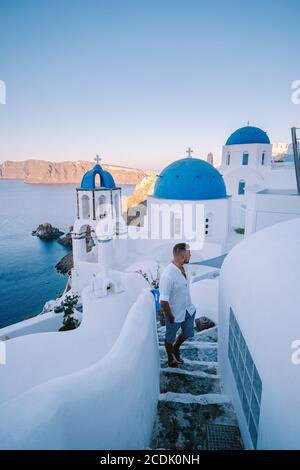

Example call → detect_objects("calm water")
0 180 134 328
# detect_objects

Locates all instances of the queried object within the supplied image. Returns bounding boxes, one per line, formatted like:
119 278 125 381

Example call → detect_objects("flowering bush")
136 263 160 289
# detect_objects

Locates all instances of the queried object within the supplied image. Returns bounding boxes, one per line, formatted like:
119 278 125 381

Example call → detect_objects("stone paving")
150 321 244 450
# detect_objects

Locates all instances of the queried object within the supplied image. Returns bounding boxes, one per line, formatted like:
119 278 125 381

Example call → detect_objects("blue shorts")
165 311 196 344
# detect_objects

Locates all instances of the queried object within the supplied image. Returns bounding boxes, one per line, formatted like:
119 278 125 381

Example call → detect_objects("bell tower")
71 156 126 291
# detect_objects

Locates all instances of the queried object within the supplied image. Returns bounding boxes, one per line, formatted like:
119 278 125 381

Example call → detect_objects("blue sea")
0 180 134 329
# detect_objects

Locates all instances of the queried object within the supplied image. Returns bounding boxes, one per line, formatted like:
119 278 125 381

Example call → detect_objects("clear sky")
0 0 300 170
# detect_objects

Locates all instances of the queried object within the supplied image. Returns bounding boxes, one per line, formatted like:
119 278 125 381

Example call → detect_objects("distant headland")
0 159 152 185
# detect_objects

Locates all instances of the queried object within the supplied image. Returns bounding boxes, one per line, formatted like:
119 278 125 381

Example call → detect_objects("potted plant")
136 263 163 321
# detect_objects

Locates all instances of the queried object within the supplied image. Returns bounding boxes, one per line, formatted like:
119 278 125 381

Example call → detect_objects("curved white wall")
190 278 219 325
0 286 159 449
219 217 300 449
0 311 65 341
0 272 146 405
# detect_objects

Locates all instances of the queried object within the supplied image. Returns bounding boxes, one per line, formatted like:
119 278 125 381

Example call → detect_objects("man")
160 243 196 368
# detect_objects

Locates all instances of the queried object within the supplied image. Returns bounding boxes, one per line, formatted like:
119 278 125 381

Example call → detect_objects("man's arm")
160 300 175 323
160 272 175 323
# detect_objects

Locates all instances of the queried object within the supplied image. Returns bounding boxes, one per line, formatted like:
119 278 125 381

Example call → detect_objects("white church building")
219 125 297 199
146 150 231 260
219 125 299 230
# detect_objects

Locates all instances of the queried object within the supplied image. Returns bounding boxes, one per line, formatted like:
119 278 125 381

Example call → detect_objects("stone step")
160 369 221 395
157 327 218 344
160 358 218 375
152 322 243 450
150 393 239 450
189 327 218 343
159 343 218 363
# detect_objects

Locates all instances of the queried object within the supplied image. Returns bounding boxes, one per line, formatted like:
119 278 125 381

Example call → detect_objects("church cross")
186 147 193 158
95 155 102 165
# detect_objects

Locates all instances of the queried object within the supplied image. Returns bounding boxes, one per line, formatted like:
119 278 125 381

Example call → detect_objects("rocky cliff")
123 173 157 210
122 173 157 226
0 159 150 185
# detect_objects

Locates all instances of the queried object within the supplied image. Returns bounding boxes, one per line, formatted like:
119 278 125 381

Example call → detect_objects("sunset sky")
0 0 300 170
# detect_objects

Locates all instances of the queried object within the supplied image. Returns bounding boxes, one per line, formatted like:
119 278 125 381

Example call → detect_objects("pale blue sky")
0 0 300 170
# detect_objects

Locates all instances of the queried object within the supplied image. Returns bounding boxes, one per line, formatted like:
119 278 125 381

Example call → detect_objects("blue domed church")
147 151 231 253
219 124 276 230
220 125 273 203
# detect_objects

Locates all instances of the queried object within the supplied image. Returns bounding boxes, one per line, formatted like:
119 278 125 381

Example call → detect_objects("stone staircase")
150 321 244 450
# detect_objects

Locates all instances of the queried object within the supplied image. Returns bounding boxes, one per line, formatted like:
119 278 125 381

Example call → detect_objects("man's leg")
165 341 177 367
174 312 196 363
164 316 180 367
173 334 186 363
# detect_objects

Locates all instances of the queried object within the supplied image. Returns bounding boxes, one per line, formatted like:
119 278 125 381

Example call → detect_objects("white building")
219 125 297 228
245 188 300 236
220 125 297 198
146 153 231 259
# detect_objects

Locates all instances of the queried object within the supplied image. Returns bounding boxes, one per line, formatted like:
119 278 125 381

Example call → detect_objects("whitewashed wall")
0 274 159 449
245 190 300 235
147 196 231 245
190 278 219 324
219 218 300 449
0 311 64 341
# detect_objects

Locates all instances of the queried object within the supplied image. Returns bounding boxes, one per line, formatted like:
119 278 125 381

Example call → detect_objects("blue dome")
226 126 270 145
80 164 116 190
153 157 227 200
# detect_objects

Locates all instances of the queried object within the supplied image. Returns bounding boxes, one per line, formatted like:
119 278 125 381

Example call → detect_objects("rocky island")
32 223 64 240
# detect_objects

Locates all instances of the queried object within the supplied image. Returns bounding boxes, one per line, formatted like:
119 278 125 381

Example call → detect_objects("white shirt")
160 262 196 323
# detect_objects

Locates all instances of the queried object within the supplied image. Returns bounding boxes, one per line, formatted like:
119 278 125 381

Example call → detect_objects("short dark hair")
173 242 188 258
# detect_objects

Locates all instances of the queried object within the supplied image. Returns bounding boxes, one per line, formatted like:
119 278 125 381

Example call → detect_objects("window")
227 153 231 166
81 195 90 219
171 212 182 237
261 152 265 166
228 308 262 449
94 173 102 188
242 152 249 165
174 217 181 235
114 193 120 220
97 194 106 218
205 213 213 236
238 180 246 195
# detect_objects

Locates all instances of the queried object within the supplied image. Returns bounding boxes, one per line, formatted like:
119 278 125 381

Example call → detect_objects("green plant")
54 305 64 313
59 294 80 332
